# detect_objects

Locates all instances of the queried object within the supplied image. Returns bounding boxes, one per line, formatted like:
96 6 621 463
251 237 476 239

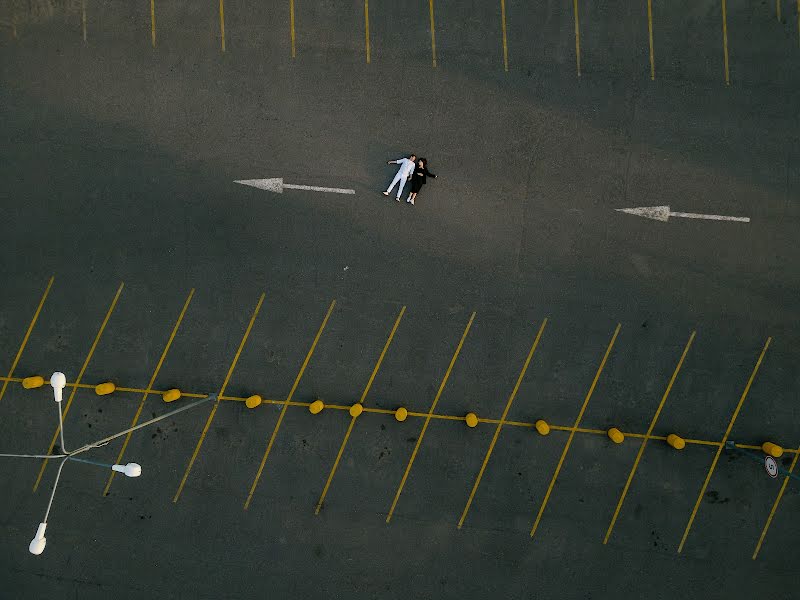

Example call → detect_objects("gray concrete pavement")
0 0 799 597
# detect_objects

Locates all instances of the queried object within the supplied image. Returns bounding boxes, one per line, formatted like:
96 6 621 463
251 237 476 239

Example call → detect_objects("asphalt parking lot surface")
1 0 799 597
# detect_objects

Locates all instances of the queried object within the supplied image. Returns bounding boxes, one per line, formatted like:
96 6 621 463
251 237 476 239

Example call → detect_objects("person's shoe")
396 197 401 202
410 198 415 205
406 198 411 203
382 191 389 196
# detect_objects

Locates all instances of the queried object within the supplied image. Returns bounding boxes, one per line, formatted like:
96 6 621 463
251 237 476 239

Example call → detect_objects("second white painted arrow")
234 178 355 195
616 205 750 223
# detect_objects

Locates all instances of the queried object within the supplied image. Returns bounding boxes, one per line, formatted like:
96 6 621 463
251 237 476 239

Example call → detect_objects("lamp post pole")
0 371 213 555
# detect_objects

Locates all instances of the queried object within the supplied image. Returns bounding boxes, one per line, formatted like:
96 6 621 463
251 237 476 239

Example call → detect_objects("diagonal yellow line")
677 337 772 553
364 0 370 64
429 0 437 67
150 0 156 48
290 0 296 58
315 306 406 515
529 323 621 538
244 299 336 510
33 282 124 492
173 292 265 503
0 276 54 406
385 311 476 524
219 0 226 52
103 289 194 496
603 330 695 544
752 444 800 559
500 0 509 72
457 318 548 529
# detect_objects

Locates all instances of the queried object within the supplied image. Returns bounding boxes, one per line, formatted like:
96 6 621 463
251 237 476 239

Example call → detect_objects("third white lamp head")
112 463 142 477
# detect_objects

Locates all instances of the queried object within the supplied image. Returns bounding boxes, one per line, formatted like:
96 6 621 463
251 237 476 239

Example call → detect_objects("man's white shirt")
392 158 416 178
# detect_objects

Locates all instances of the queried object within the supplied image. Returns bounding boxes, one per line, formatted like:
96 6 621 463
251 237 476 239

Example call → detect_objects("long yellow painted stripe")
603 331 695 544
573 0 581 76
458 318 548 529
290 0 296 58
647 0 655 80
219 0 226 52
103 289 194 496
530 323 621 537
721 0 730 85
243 299 336 509
429 0 437 67
752 445 800 559
173 293 265 503
315 306 406 514
0 276 54 406
500 0 508 72
777 0 782 21
677 337 771 553
150 0 156 48
386 312 476 523
34 282 124 492
364 0 371 64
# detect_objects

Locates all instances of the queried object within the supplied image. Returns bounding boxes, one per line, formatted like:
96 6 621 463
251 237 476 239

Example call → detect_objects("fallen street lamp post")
0 372 214 555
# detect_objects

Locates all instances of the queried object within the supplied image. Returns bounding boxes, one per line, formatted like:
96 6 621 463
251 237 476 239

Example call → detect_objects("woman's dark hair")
419 158 427 167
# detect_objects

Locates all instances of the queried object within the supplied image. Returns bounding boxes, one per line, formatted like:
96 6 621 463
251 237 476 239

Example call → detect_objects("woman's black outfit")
410 166 436 194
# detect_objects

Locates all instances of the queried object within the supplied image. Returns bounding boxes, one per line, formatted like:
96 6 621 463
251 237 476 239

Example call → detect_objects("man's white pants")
386 171 408 198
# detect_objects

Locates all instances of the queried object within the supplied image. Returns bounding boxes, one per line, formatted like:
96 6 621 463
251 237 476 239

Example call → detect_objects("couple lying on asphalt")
383 153 437 205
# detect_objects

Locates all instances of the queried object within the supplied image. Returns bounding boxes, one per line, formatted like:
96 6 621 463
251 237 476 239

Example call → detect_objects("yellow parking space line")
684 438 722 447
103 289 194 496
386 312 476 523
0 276 54 407
173 293 265 503
458 318 548 529
315 306 406 514
721 0 730 85
81 0 87 42
219 0 226 52
364 0 371 64
150 0 156 48
33 282 124 492
573 0 581 76
500 0 509 72
503 420 534 428
290 0 297 58
603 331 695 544
429 0 438 67
752 445 800 559
530 323 621 538
777 0 782 21
647 0 655 79
677 337 771 553
244 299 336 510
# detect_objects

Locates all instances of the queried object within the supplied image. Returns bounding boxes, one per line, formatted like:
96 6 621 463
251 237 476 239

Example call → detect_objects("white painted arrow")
615 205 750 223
234 178 355 195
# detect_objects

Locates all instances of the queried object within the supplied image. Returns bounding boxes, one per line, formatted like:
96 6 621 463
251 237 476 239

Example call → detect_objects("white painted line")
616 205 750 223
234 178 355 195
283 183 355 195
669 211 750 223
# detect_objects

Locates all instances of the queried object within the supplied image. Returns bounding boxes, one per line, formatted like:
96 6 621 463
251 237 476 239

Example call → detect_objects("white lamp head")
50 372 66 403
29 523 47 555
112 462 142 477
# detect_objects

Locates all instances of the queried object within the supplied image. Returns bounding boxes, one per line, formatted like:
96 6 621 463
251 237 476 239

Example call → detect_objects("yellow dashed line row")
4 372 794 455
10 0 798 84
